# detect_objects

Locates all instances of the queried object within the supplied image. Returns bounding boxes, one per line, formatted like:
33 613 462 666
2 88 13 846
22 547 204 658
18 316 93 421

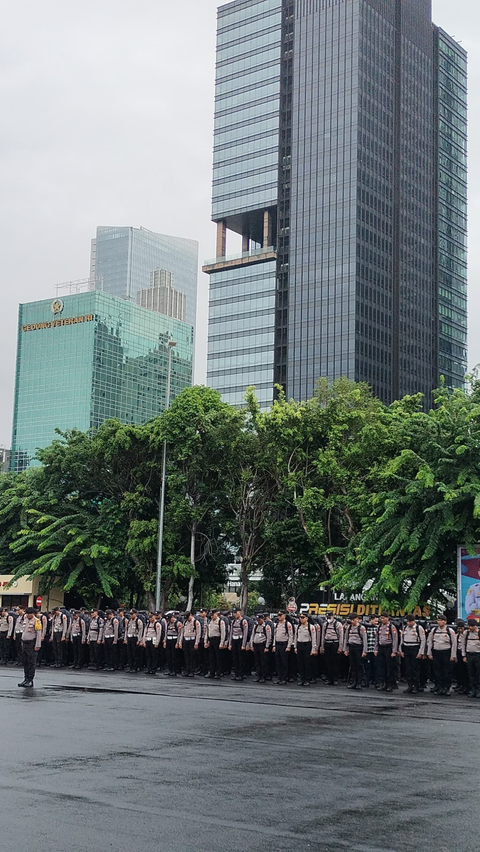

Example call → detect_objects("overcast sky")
0 0 477 448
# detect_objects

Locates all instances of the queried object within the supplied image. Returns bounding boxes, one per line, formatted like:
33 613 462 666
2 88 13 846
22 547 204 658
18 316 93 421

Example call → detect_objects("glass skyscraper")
11 292 193 471
204 0 467 408
91 226 198 330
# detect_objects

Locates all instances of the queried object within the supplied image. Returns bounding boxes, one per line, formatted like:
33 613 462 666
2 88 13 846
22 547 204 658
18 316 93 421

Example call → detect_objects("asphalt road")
0 667 478 852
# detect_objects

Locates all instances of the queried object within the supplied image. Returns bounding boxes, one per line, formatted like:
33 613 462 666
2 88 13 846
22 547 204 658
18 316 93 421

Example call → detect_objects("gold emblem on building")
51 299 64 315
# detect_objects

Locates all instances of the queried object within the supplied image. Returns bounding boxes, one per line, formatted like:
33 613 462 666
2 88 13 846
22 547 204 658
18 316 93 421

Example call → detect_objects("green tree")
333 386 480 609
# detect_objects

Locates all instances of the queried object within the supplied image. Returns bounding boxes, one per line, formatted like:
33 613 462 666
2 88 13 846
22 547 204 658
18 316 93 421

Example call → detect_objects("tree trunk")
186 524 196 611
147 591 155 612
240 561 249 614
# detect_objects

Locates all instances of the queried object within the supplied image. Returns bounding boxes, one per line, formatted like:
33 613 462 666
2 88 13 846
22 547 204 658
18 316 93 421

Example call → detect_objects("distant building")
137 269 187 322
11 291 193 472
0 448 11 473
90 225 198 330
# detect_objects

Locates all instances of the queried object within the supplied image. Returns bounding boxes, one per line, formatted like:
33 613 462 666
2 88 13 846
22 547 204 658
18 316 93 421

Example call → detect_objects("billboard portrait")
457 546 480 621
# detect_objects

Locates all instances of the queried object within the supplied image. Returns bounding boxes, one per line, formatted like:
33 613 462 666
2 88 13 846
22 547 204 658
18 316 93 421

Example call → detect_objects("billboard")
457 546 480 621
297 591 430 619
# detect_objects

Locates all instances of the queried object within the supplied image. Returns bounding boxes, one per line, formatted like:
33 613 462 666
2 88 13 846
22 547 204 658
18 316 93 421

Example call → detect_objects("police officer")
179 612 201 677
196 608 208 675
164 613 183 676
102 610 119 671
204 610 226 679
374 611 398 692
50 606 68 667
69 610 86 669
249 614 272 683
272 611 294 685
35 610 48 668
399 614 426 694
343 613 368 689
454 619 469 694
294 613 317 686
0 608 9 664
320 611 344 685
461 618 480 698
87 609 104 670
229 609 249 682
427 614 457 696
14 607 25 665
465 581 480 619
125 609 144 672
142 613 162 674
116 608 126 670
18 607 42 688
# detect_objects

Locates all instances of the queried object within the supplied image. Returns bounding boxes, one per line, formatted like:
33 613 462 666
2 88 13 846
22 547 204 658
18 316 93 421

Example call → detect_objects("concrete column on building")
263 210 272 249
216 220 227 259
242 232 250 254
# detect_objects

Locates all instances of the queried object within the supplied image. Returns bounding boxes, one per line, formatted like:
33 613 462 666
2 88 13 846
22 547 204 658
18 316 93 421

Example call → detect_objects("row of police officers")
1 605 479 696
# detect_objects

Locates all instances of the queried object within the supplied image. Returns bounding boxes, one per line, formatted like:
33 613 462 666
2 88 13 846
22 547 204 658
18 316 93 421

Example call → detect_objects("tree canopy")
2 380 479 612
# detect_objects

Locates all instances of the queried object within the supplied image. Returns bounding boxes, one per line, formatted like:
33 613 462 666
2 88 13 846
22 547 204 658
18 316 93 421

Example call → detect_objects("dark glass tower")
204 0 467 408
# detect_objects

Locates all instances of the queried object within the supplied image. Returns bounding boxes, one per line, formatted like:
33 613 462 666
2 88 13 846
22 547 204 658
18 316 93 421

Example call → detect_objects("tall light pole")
155 339 177 611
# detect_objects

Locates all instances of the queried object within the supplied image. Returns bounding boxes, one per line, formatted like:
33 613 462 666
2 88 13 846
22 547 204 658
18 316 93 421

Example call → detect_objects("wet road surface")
0 667 478 851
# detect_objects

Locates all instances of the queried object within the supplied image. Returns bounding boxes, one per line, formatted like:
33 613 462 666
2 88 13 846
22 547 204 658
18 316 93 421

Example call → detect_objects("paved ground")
0 667 478 852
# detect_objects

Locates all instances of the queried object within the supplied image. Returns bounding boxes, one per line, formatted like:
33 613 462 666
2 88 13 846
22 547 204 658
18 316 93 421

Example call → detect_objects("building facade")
137 269 187 322
10 292 193 472
204 0 467 408
91 226 198 330
0 448 11 473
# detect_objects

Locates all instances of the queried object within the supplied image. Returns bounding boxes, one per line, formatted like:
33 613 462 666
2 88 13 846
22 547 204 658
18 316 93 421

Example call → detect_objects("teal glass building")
11 292 193 472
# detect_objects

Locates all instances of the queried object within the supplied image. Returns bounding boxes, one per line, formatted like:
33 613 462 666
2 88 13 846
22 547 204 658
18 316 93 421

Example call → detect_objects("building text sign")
22 315 94 333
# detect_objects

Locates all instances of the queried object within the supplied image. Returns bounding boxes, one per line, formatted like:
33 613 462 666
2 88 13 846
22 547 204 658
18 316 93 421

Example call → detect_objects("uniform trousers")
296 641 313 684
253 643 268 679
145 639 158 672
116 639 126 670
466 653 480 693
126 636 139 670
323 642 340 683
275 641 289 682
377 644 395 687
208 636 221 676
231 639 244 678
89 639 102 668
433 648 452 691
348 643 364 685
166 638 179 673
71 635 83 668
14 633 23 663
183 639 196 674
0 632 7 663
22 639 36 682
456 649 469 691
52 631 64 666
364 651 378 686
103 637 117 669
402 644 421 688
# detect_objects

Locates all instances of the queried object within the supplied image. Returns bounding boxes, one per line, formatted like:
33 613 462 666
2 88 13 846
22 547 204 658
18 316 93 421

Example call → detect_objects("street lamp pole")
155 340 177 611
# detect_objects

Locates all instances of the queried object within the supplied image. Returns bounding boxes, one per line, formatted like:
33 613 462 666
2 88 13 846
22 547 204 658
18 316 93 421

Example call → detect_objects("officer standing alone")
18 607 42 688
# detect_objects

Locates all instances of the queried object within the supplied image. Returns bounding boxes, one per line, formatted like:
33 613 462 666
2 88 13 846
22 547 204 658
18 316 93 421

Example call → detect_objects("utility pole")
155 340 177 611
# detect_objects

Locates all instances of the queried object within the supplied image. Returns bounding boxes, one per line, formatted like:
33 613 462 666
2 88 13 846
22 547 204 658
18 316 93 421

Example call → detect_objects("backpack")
431 626 454 647
116 615 125 640
402 622 422 643
347 624 363 642
243 615 254 642
464 630 480 649
220 615 230 643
